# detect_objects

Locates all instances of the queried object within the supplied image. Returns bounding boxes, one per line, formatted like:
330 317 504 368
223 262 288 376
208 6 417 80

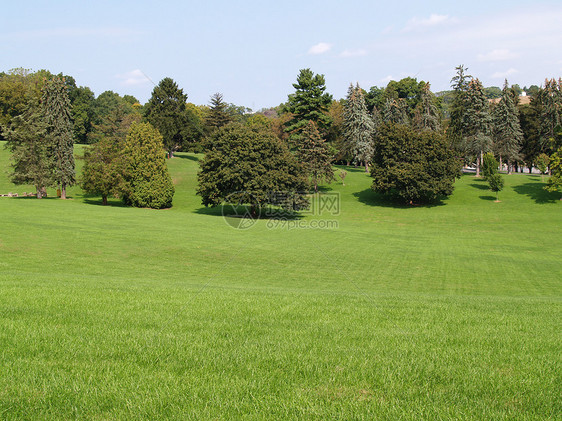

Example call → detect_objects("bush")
120 122 175 209
482 152 498 180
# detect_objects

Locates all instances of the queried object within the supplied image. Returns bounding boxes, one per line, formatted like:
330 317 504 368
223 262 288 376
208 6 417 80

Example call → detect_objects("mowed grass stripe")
1 144 561 419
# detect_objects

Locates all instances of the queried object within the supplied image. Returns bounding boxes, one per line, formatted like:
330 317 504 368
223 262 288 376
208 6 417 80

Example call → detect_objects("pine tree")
297 121 334 192
343 83 375 172
382 98 409 125
41 77 75 199
3 99 53 198
493 80 523 173
284 68 332 144
413 82 441 132
205 93 231 132
464 79 493 176
448 64 472 153
144 77 188 158
539 78 562 155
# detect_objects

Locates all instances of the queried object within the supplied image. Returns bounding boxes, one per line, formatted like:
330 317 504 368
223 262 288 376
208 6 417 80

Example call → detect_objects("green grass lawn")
0 142 561 419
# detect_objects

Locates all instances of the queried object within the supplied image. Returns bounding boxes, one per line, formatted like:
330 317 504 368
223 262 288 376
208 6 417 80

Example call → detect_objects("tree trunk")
529 166 532 174
61 183 67 200
346 160 350 166
36 186 42 199
102 195 108 206
499 155 503 172
476 152 481 177
507 160 511 175
365 162 369 173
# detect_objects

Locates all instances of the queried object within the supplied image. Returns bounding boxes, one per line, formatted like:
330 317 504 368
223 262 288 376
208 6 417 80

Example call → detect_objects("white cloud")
308 42 332 55
380 75 395 84
116 69 151 86
491 68 518 79
477 49 519 62
403 14 457 31
340 49 368 58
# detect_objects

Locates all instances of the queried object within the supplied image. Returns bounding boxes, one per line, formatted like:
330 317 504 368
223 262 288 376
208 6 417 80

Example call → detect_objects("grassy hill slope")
0 143 560 419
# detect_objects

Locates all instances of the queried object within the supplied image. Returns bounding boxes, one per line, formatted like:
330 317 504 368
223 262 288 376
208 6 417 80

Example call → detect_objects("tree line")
1 66 561 210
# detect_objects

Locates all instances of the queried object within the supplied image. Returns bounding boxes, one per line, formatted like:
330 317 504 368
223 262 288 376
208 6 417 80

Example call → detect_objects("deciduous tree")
297 121 334 192
120 122 175 209
370 123 460 204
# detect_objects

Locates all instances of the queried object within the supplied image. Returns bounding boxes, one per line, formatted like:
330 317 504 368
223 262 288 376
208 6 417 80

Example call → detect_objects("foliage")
413 82 442 132
537 78 562 155
519 103 542 170
487 173 504 201
297 121 334 192
205 93 231 132
492 80 523 172
382 98 409 125
448 64 472 152
481 152 498 180
3 99 53 196
545 147 562 194
120 122 175 209
536 153 549 176
197 123 308 212
81 136 124 205
41 77 75 198
463 79 493 174
343 84 375 171
69 85 95 144
371 123 460 203
144 77 189 158
284 68 332 142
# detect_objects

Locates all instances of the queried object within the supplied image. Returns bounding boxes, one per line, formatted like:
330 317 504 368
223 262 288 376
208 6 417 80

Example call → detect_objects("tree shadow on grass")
82 196 128 208
512 179 561 204
470 183 490 191
173 154 200 162
194 204 303 220
353 188 446 209
479 195 497 201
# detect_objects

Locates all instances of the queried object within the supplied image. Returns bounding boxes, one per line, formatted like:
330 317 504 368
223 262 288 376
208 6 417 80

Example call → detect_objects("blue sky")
2 0 562 109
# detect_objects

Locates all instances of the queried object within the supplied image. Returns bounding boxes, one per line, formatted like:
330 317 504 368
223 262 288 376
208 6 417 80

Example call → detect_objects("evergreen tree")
448 64 472 153
3 99 53 198
205 92 231 132
464 78 493 176
538 78 562 155
297 121 334 192
492 80 523 173
413 82 441 132
41 77 75 199
144 77 189 158
284 68 332 143
120 122 175 209
382 98 409 125
343 83 375 172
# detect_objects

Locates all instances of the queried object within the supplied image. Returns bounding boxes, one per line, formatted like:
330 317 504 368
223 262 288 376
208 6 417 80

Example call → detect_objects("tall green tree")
492 80 523 173
145 77 189 158
448 64 472 153
3 99 53 198
538 78 562 155
464 78 493 176
284 68 333 143
42 77 75 199
413 82 442 132
69 85 95 144
297 121 334 192
370 123 460 204
120 122 175 209
382 98 409 125
197 123 309 214
205 92 231 133
343 83 375 172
